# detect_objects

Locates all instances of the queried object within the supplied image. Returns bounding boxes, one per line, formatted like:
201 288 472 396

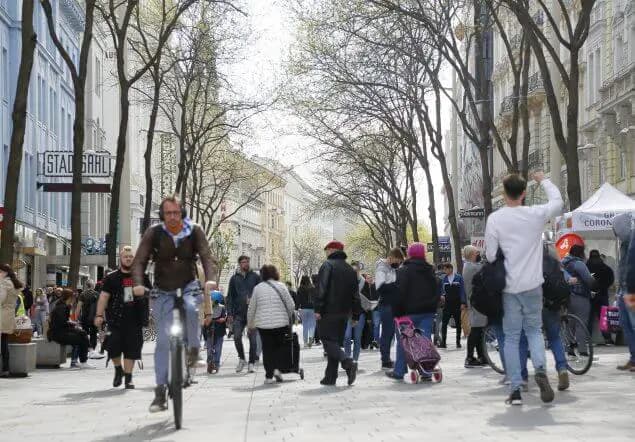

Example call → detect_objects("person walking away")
439 263 466 349
248 265 296 384
77 280 102 359
484 172 562 405
375 248 405 370
586 250 615 345
48 289 94 369
462 246 487 367
226 255 261 373
611 213 635 372
315 241 362 386
33 288 49 337
310 274 322 346
206 291 227 374
95 246 149 389
562 245 597 355
386 243 439 381
131 195 217 412
364 274 380 349
296 275 317 347
344 261 368 364
286 281 298 309
0 264 23 377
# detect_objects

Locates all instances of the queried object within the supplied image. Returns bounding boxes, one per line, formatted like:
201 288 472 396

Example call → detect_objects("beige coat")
0 277 19 334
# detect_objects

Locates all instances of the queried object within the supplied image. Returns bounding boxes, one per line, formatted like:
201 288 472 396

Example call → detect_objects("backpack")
543 254 570 311
470 268 503 321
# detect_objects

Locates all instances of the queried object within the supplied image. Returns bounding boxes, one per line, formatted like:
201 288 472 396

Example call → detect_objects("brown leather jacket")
132 224 218 293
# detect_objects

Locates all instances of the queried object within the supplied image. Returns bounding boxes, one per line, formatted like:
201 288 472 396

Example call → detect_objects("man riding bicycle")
132 195 217 412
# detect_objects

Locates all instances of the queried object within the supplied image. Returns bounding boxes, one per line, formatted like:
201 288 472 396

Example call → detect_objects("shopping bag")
600 306 621 333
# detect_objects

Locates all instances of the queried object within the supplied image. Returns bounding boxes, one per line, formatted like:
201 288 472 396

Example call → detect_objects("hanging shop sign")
459 207 485 219
38 150 113 178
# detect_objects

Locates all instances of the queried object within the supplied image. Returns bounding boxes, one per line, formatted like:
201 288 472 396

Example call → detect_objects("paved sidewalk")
0 329 633 442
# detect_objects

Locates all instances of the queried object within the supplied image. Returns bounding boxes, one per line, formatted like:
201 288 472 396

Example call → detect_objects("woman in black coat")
48 289 93 368
586 250 615 344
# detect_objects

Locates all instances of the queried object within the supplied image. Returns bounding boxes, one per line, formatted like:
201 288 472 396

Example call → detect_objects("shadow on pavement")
298 386 350 396
488 406 576 430
63 389 127 401
232 384 281 393
95 420 176 442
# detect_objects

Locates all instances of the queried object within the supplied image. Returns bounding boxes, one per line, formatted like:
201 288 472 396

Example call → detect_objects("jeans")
372 310 381 342
378 304 395 364
490 322 506 372
232 316 258 364
206 331 224 365
394 313 435 377
34 310 47 336
520 309 567 379
344 313 366 361
618 294 635 363
152 280 202 385
503 287 547 393
321 317 349 382
299 309 316 344
441 305 462 347
569 294 591 348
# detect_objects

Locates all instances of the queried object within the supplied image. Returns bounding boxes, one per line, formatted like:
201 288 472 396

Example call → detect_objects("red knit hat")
324 240 344 251
407 242 427 259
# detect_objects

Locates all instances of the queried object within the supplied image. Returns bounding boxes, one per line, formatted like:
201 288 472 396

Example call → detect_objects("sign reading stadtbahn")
38 150 113 178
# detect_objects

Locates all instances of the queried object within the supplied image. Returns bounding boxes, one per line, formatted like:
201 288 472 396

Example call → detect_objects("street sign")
37 183 111 193
38 150 113 178
427 237 451 253
459 207 485 218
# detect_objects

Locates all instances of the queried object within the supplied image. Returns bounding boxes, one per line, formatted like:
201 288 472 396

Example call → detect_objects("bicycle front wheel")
482 325 505 375
170 339 184 430
560 313 593 375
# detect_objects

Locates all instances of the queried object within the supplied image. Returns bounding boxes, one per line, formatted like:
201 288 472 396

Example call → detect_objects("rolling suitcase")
278 329 304 379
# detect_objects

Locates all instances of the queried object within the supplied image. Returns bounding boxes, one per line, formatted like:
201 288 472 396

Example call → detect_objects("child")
206 291 227 374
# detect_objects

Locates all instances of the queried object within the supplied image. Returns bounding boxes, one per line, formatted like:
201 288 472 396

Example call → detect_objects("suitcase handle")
394 316 413 327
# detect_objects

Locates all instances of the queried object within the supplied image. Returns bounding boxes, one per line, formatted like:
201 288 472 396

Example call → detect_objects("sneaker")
0 370 9 378
557 370 570 391
125 382 135 390
456 343 462 349
617 361 635 371
344 360 357 386
521 380 529 392
79 362 96 369
149 386 167 413
236 359 247 373
438 342 447 349
464 357 481 368
88 350 105 360
381 361 394 370
320 378 336 386
247 363 255 373
187 348 199 368
535 372 555 403
505 389 523 406
385 370 403 381
113 366 124 387
273 369 283 383
498 376 510 385
264 378 276 385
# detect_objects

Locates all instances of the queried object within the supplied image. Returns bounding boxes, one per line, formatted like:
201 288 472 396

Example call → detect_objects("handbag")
8 315 33 343
599 306 621 333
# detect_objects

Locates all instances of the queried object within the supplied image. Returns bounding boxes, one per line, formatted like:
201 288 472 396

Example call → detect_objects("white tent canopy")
556 182 635 238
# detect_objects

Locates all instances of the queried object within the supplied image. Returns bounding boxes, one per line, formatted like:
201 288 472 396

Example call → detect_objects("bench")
33 337 67 368
8 342 37 376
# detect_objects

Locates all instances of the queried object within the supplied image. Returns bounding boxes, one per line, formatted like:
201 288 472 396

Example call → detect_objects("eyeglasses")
163 210 182 217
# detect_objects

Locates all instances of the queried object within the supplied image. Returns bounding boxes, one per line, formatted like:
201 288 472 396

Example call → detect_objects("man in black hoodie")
315 241 362 386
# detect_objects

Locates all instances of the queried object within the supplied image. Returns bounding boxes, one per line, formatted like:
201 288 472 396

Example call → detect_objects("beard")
120 263 132 272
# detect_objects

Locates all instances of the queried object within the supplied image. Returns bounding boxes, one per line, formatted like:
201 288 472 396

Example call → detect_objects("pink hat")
407 242 427 259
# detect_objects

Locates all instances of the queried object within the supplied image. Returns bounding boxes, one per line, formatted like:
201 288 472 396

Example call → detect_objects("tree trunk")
108 85 130 268
520 41 531 180
0 1 36 265
479 146 494 215
418 154 439 264
565 53 582 209
142 69 162 234
68 84 85 290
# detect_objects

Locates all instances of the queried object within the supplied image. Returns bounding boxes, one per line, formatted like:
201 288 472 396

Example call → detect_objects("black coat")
48 302 74 341
586 258 615 300
296 285 316 309
393 258 439 317
315 250 362 320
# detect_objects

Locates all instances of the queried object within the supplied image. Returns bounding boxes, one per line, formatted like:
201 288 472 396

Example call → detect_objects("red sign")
0 206 3 230
555 233 585 260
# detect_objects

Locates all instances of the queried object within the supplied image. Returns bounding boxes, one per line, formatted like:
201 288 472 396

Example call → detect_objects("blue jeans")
299 309 316 344
394 313 435 377
503 287 547 392
378 304 395 364
520 309 567 379
489 322 506 372
206 332 224 365
152 280 202 385
344 313 366 361
372 310 381 342
618 294 635 363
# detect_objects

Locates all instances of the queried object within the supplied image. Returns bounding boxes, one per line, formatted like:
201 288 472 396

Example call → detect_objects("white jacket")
247 281 295 330
375 259 396 290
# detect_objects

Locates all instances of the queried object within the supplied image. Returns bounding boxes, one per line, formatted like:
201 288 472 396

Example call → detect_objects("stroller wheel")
299 369 305 380
410 370 419 384
433 370 443 383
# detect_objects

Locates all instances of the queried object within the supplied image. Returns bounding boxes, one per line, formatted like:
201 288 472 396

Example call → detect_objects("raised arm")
533 173 564 221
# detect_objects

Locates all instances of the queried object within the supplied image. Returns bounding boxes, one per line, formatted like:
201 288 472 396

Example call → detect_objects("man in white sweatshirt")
484 172 563 406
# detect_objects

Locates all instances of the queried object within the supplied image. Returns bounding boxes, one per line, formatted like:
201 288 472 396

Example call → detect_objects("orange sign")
555 233 585 259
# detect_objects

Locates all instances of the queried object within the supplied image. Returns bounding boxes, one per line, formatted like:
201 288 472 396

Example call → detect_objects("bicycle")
482 311 593 376
143 314 157 342
168 287 194 430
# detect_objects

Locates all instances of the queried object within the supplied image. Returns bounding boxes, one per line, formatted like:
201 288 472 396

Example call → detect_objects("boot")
113 365 124 388
149 385 167 413
187 348 199 368
557 370 570 391
342 359 357 386
124 373 135 389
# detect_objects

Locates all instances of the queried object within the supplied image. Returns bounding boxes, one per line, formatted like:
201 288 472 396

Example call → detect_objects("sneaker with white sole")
236 359 246 373
505 389 523 406
273 369 283 383
247 363 255 373
264 378 276 385
69 362 80 370
88 350 105 360
79 362 96 369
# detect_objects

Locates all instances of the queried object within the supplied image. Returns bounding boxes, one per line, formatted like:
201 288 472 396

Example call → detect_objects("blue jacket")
226 270 261 318
562 255 596 298
441 273 467 305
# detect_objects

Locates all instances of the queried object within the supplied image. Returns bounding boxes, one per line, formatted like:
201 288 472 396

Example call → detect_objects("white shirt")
447 273 456 284
484 179 563 294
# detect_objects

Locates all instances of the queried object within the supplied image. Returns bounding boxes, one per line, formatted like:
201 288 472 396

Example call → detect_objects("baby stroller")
395 317 443 383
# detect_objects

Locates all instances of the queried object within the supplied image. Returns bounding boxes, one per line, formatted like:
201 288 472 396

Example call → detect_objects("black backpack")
542 253 570 311
470 249 506 321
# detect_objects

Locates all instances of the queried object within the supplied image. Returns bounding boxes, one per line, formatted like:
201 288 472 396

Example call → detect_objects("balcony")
527 72 546 109
599 62 634 111
528 150 544 170
533 10 544 26
510 34 522 55
500 95 515 116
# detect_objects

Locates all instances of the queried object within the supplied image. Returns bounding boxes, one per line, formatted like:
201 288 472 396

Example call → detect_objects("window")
2 47 7 101
49 88 55 134
587 52 594 105
594 48 601 95
0 145 7 200
60 105 65 146
95 57 101 97
599 158 605 184
620 151 628 180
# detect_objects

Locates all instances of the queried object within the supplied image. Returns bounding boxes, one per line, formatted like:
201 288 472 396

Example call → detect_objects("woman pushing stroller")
385 243 441 382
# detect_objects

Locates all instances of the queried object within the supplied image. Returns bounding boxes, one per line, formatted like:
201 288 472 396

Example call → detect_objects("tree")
97 0 198 268
208 227 234 282
41 0 97 289
0 1 37 266
291 228 323 287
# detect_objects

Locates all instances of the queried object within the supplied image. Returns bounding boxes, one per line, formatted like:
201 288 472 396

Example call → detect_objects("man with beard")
315 241 362 386
95 246 150 389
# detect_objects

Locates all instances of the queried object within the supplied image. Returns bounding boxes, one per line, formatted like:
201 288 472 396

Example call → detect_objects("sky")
228 0 449 233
